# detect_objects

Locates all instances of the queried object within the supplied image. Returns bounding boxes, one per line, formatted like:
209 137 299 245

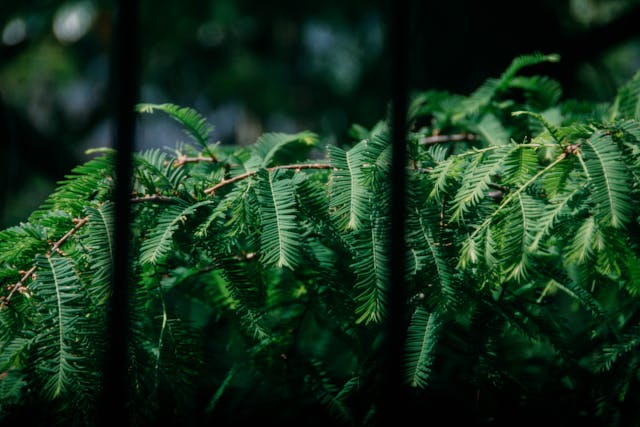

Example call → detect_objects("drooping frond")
31 255 90 398
404 307 442 389
625 254 640 297
473 113 510 146
508 75 563 111
499 52 560 84
136 103 215 156
0 369 26 407
408 90 460 123
596 324 640 372
216 255 266 313
528 188 582 252
610 70 640 121
539 150 578 197
83 202 114 305
427 156 463 202
215 256 270 341
551 278 608 322
350 217 389 324
499 192 541 282
564 216 597 265
0 337 31 372
151 316 205 408
454 52 559 119
256 169 301 270
581 131 632 228
139 200 214 265
512 110 563 142
455 78 500 119
0 222 48 265
205 365 237 414
594 226 629 278
206 174 260 244
252 131 319 167
450 144 515 222
458 150 571 270
293 172 331 225
367 131 393 173
406 201 456 307
135 149 186 193
501 144 538 186
329 143 371 231
30 152 115 220
305 359 357 424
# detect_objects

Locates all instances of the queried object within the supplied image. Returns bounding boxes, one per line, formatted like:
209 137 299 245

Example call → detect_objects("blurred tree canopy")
2 0 640 227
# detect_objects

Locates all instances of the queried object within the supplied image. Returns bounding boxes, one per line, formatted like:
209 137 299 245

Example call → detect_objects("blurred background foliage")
2 0 640 227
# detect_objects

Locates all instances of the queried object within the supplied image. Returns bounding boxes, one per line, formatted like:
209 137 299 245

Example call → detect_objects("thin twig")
4 216 89 305
173 155 216 167
420 133 477 146
3 265 36 304
130 194 177 204
204 163 333 195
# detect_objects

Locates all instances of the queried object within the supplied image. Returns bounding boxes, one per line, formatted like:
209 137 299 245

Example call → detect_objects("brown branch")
204 163 332 196
173 155 216 167
3 216 89 305
420 133 477 146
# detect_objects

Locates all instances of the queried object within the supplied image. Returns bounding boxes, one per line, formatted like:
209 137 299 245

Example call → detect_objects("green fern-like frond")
207 177 260 246
500 192 541 282
83 202 114 305
30 152 115 220
350 217 389 324
509 75 563 110
407 204 456 306
512 110 563 142
539 150 578 197
293 172 331 227
552 278 608 322
610 70 640 121
31 255 90 398
0 337 31 372
501 144 539 186
625 254 640 296
528 188 582 252
305 359 357 424
596 324 640 372
455 52 559 119
450 144 514 222
256 169 301 270
455 78 500 119
0 369 26 407
139 200 214 265
581 131 632 228
565 215 597 265
136 103 215 155
151 315 205 409
252 131 319 168
0 222 48 265
459 150 571 270
328 145 368 231
473 113 510 146
426 156 463 202
135 149 186 193
499 52 560 88
404 307 442 388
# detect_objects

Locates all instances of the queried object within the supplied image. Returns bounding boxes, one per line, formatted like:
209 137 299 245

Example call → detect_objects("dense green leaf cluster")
2 52 640 425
